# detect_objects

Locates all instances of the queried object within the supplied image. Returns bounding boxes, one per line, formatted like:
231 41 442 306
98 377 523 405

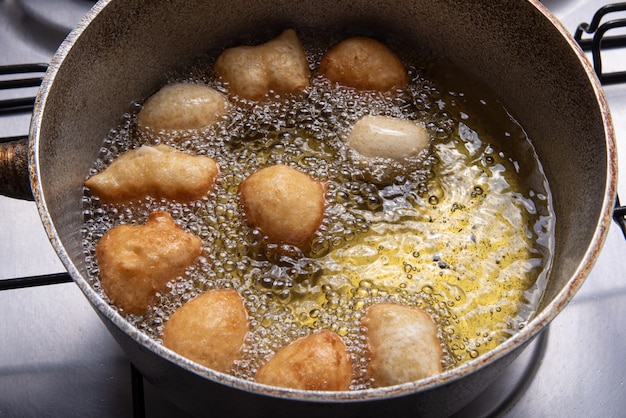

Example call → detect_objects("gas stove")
1 0 625 416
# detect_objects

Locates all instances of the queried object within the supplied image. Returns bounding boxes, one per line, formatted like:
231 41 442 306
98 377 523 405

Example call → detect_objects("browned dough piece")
136 83 230 131
214 29 310 100
239 164 325 250
255 330 352 391
96 211 203 315
162 289 249 372
318 36 408 92
85 144 220 203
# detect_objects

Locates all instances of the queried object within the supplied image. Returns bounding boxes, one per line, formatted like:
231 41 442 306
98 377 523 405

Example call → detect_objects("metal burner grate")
575 3 626 84
574 2 626 237
0 63 47 117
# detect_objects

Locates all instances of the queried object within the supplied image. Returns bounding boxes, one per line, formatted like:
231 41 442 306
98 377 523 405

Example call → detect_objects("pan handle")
0 64 48 201
0 137 33 201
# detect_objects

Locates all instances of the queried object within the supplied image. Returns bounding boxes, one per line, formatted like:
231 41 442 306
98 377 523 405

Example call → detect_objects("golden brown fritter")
96 211 203 315
318 36 408 92
214 29 310 101
361 303 443 387
239 164 326 251
84 144 220 203
255 330 352 391
162 289 249 373
136 83 230 132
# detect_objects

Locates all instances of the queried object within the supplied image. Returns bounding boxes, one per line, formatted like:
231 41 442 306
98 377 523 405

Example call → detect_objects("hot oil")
80 30 554 389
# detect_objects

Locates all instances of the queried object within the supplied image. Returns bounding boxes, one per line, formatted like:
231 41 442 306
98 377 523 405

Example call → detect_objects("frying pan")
0 0 616 416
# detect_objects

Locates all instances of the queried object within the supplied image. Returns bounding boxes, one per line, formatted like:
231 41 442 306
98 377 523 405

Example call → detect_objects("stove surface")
1 0 625 416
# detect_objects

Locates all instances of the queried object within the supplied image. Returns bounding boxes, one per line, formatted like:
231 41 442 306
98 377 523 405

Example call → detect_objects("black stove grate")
574 2 626 84
0 3 625 417
0 63 47 117
574 2 626 237
0 271 72 290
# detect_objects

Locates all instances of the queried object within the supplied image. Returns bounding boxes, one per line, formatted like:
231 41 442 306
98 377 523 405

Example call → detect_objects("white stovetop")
0 1 625 416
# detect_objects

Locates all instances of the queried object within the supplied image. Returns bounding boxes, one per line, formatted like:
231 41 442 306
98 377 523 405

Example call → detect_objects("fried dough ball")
347 115 431 162
136 83 229 131
162 289 249 373
96 211 203 315
255 330 352 391
239 164 325 250
318 36 408 92
361 303 443 387
85 144 220 203
214 29 310 101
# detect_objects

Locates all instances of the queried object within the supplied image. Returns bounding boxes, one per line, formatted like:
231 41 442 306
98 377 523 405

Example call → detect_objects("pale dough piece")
96 211 203 315
85 144 220 203
347 115 431 162
255 330 352 391
137 83 229 131
162 289 249 373
361 303 443 387
214 29 310 100
318 36 408 92
239 164 325 250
